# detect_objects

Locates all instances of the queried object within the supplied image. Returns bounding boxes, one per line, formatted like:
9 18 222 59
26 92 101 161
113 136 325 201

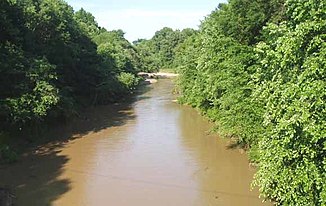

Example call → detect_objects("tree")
135 27 197 71
0 0 144 134
0 1 59 128
74 8 101 37
253 0 326 204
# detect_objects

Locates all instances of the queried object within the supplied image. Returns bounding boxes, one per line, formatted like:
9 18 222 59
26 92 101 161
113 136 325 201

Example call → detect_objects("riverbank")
138 72 179 78
0 79 269 206
138 72 179 84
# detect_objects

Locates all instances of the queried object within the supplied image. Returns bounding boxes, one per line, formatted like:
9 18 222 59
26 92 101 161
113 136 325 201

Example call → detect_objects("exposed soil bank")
138 72 179 79
138 72 178 85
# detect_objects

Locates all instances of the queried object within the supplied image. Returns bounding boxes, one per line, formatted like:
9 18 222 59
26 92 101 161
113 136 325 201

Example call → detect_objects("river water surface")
0 79 270 206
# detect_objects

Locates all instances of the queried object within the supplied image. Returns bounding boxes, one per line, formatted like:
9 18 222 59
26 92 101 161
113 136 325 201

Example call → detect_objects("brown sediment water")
0 79 271 206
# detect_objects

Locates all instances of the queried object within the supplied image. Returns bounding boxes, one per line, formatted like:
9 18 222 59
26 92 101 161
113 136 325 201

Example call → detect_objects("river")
0 79 270 206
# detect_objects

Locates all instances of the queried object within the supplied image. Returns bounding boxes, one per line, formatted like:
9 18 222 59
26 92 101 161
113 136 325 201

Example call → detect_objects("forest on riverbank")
0 0 148 159
0 0 325 205
135 0 325 205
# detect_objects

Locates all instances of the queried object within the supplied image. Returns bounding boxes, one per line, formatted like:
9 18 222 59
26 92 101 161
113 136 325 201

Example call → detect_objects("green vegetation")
0 0 145 160
117 72 140 90
134 27 197 72
139 0 325 205
0 0 325 204
253 1 326 204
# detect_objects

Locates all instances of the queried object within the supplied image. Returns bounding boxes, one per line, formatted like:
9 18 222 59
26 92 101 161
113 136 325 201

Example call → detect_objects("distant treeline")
0 0 325 204
134 27 197 71
138 0 326 205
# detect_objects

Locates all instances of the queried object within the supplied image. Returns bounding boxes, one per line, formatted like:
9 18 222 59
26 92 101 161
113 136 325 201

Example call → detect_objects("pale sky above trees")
66 0 227 41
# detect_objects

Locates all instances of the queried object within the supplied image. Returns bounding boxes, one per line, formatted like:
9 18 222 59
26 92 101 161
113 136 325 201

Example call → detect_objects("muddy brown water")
0 79 271 206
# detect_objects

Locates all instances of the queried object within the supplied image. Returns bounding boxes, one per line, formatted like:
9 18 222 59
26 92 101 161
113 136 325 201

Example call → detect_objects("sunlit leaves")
4 58 59 124
177 0 324 204
253 0 326 204
135 27 196 72
0 0 144 133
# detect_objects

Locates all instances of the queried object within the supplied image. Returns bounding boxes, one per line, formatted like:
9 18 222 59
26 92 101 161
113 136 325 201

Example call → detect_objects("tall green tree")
176 0 325 204
253 0 326 204
0 0 59 128
176 0 285 148
0 0 144 136
135 27 196 71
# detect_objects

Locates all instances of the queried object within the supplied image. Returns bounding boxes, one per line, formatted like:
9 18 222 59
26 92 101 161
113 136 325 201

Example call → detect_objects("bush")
117 72 140 90
253 1 326 204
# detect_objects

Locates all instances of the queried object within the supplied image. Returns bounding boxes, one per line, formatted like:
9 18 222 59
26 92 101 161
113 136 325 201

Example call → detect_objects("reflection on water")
0 79 270 206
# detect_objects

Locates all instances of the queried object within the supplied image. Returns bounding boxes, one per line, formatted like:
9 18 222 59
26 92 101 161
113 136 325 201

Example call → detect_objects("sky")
65 0 227 42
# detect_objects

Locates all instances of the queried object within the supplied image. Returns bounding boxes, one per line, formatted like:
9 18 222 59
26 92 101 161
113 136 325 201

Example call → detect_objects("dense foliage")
166 0 325 205
0 0 141 144
134 27 196 71
1 0 325 204
253 0 326 204
176 0 286 150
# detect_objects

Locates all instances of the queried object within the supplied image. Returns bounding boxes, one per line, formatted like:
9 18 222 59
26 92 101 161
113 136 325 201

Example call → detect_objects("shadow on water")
0 84 153 206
